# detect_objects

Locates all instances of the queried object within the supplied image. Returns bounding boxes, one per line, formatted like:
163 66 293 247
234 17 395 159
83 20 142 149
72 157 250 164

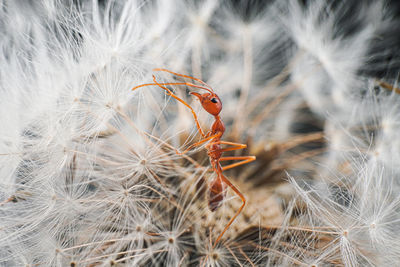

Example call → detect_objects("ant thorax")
211 116 225 137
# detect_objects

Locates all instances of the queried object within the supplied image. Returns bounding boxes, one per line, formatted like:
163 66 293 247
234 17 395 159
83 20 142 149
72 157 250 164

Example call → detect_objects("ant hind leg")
212 173 246 248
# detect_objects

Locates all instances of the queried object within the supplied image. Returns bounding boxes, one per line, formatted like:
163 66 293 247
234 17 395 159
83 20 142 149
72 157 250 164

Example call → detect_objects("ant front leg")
176 132 222 156
151 76 206 138
376 80 400 94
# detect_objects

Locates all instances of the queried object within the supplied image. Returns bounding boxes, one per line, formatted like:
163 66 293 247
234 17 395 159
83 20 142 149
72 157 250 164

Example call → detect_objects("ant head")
190 92 222 116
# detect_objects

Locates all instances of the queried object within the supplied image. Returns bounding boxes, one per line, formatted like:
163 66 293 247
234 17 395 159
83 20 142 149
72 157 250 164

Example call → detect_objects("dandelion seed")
2 0 400 266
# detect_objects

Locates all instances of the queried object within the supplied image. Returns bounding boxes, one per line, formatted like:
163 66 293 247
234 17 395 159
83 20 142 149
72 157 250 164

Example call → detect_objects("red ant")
132 69 256 247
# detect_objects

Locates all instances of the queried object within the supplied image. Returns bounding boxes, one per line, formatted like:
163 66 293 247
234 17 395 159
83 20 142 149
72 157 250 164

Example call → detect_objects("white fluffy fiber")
1 0 400 266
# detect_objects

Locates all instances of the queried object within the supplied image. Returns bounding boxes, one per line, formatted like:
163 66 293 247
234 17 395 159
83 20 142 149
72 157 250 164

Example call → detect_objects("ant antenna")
153 68 215 94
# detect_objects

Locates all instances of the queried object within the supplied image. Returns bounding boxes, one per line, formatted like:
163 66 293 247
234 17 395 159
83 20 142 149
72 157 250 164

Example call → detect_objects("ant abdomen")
208 177 227 212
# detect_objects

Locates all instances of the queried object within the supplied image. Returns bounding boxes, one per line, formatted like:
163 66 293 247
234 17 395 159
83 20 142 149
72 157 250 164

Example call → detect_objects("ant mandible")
132 69 256 248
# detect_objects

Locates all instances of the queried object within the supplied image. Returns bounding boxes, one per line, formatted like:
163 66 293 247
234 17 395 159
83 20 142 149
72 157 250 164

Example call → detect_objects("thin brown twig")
270 148 326 171
226 244 243 267
238 246 256 267
279 132 325 152
249 241 308 267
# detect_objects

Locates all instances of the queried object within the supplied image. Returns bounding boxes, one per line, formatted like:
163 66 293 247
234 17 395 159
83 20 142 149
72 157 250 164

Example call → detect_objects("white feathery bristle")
1 1 400 266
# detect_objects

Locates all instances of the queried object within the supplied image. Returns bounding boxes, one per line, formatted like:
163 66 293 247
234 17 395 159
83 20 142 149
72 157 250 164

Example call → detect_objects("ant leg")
213 172 246 248
219 156 256 171
132 82 212 93
376 80 400 94
203 140 256 172
206 140 254 154
153 68 213 90
151 76 206 138
206 140 247 153
176 132 222 155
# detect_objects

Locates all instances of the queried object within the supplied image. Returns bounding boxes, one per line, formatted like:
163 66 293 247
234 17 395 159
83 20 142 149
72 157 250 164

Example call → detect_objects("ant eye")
211 98 218 103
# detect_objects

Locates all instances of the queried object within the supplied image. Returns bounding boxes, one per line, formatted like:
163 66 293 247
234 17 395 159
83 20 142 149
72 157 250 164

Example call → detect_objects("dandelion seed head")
283 0 382 118
2 0 400 266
